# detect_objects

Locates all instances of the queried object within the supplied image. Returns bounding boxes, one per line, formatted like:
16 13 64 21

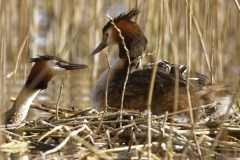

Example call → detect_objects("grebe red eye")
55 62 59 65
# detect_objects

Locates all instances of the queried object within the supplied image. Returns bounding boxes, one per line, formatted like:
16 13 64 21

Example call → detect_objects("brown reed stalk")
163 0 180 157
185 0 202 157
211 30 215 84
106 14 130 128
95 52 111 135
56 85 63 121
234 0 240 12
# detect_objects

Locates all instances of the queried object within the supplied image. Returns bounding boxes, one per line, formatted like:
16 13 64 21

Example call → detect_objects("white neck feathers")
90 57 127 109
5 84 40 124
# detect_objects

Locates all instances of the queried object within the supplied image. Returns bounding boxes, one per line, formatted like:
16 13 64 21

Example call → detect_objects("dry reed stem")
185 2 211 72
42 125 112 159
95 52 111 135
52 110 129 124
107 14 130 128
99 143 155 153
234 0 240 12
211 30 215 84
163 129 223 157
146 4 163 158
127 131 134 152
2 33 28 80
104 52 111 110
137 148 161 160
146 49 160 158
0 129 22 139
164 0 181 157
38 125 63 142
185 0 202 157
38 120 57 129
106 129 112 149
56 85 63 121
99 127 221 155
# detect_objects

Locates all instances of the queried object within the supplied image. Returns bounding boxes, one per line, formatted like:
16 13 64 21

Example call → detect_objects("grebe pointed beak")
91 40 107 56
59 63 89 70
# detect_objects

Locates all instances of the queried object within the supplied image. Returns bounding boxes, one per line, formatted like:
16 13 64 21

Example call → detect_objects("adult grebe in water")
5 55 89 124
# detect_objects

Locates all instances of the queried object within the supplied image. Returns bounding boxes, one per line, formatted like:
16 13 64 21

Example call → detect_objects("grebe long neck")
5 85 41 124
5 63 53 124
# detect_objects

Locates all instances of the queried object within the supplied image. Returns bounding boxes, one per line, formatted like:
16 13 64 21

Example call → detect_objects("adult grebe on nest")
91 8 232 118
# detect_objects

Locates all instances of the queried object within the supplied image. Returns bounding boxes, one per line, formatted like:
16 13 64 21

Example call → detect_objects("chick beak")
91 39 107 56
59 63 89 70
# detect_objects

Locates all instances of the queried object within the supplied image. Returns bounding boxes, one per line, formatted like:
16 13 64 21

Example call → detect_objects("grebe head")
5 55 89 124
26 55 89 90
92 8 147 60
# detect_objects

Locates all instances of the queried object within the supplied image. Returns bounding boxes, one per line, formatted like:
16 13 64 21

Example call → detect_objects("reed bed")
0 0 240 159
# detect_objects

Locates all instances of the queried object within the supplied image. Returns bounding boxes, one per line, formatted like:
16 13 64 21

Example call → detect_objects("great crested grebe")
91 8 232 117
5 55 89 124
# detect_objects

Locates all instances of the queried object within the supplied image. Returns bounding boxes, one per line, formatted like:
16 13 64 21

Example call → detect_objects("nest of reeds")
1 99 240 159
